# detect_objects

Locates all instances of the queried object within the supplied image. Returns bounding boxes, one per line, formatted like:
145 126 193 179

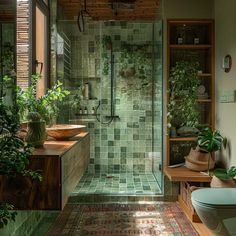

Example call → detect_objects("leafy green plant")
213 166 236 180
120 44 152 83
16 74 70 125
0 203 17 229
167 60 200 128
0 76 42 228
102 35 112 49
197 127 224 173
101 35 112 76
197 128 224 153
2 43 15 76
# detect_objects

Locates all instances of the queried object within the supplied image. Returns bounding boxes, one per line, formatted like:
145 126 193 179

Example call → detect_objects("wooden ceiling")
58 0 161 21
0 0 15 21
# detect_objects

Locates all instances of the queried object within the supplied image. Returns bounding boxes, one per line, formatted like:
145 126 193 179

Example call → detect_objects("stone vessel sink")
46 124 86 140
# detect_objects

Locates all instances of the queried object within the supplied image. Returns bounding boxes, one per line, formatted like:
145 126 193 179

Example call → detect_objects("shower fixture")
109 0 136 16
95 38 119 125
77 0 92 32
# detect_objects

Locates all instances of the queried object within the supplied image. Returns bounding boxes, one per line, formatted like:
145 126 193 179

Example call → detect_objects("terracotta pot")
185 147 215 171
210 176 236 188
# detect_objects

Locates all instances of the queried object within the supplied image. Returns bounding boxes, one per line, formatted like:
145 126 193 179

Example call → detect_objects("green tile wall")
58 21 162 177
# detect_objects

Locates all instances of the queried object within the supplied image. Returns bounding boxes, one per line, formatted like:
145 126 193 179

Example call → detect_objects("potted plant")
211 166 236 187
16 74 70 126
188 127 224 173
25 112 47 148
167 60 200 136
0 79 41 228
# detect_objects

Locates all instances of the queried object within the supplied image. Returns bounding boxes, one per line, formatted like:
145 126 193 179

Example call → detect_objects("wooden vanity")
0 132 90 210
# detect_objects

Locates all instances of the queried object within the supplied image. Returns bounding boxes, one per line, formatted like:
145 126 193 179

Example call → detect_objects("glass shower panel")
152 21 163 190
55 19 163 195
97 22 157 175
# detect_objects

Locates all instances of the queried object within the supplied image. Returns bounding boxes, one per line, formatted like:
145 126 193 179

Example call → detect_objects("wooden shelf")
178 195 201 222
167 19 213 25
164 166 212 182
169 137 197 141
170 44 212 49
198 73 212 77
174 99 212 103
166 19 215 167
197 99 212 103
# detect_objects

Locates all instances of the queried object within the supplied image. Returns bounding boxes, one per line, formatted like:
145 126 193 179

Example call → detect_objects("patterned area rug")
47 203 199 236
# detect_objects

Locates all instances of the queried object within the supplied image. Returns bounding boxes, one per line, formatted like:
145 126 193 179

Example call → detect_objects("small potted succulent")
211 166 236 187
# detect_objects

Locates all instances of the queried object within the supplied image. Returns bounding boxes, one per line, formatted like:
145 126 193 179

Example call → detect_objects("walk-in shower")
54 17 163 197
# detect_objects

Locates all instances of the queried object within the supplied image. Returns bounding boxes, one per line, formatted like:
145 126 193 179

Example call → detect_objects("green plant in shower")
167 60 200 129
101 35 112 76
101 52 110 76
120 44 152 83
102 35 112 49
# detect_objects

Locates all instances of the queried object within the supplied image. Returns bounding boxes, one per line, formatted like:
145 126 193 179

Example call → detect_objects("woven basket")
185 147 215 171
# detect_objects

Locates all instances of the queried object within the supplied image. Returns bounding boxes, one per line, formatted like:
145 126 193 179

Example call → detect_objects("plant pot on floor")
210 176 236 188
25 120 47 148
211 167 236 187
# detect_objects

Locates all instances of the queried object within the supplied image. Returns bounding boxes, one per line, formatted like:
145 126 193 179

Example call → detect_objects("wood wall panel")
0 0 15 20
61 134 90 208
16 0 30 90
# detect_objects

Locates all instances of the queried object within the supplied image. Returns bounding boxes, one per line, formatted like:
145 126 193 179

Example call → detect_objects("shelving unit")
165 19 215 223
166 19 215 166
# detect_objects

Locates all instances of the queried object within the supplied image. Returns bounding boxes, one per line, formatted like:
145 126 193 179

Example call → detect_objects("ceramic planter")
26 120 47 148
185 147 215 172
210 176 236 188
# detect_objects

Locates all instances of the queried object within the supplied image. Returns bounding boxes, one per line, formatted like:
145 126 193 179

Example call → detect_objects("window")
31 0 49 97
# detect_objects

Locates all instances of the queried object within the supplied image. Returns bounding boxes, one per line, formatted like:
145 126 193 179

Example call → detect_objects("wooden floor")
192 222 216 236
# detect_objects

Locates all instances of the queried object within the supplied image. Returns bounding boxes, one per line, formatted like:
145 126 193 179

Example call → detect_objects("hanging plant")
167 60 200 128
119 44 152 82
101 35 112 76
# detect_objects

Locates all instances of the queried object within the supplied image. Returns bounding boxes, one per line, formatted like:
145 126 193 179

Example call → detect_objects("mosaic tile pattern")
57 21 163 186
72 172 161 196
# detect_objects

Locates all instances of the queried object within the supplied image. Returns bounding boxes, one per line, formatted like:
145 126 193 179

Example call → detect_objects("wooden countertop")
164 166 212 182
32 132 89 158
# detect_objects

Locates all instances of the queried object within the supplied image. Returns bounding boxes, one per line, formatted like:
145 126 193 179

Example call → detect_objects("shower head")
109 0 136 12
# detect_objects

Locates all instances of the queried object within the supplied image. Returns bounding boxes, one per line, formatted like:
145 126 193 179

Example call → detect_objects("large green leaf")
214 167 236 180
197 127 224 153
